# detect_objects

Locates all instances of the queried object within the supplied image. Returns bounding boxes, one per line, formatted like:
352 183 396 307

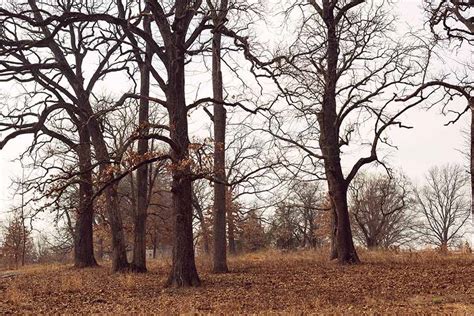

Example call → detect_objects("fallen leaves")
0 250 473 314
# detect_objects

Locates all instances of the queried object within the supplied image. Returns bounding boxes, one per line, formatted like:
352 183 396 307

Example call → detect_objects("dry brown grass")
1 249 473 314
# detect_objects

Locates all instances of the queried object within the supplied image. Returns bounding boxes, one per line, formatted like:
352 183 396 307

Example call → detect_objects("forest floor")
1 249 473 314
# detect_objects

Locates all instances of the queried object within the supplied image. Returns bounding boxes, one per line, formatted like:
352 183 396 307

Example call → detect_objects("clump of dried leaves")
1 250 473 314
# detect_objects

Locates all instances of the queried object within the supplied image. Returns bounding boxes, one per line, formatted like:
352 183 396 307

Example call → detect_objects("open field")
1 250 473 314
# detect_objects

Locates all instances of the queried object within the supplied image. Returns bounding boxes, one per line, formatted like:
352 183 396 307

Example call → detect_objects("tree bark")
165 43 200 287
330 182 360 263
104 184 130 271
131 13 152 273
74 127 98 268
319 7 359 264
212 25 229 273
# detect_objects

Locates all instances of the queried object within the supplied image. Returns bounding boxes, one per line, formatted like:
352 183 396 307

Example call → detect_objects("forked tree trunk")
212 24 229 273
165 45 200 287
28 0 129 271
319 7 359 264
74 127 98 268
131 13 152 273
28 0 129 272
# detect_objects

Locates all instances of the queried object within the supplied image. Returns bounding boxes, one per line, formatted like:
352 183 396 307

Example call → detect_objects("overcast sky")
0 0 472 240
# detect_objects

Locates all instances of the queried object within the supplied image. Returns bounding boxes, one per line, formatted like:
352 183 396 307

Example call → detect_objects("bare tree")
0 0 137 271
269 181 327 250
131 5 153 273
399 0 473 239
349 173 415 249
208 0 230 274
256 0 426 263
414 164 471 250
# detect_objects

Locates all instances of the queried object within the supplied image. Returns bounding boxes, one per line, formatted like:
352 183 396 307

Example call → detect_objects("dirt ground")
1 250 473 314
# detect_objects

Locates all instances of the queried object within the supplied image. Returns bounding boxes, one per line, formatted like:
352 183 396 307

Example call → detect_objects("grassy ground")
1 249 473 314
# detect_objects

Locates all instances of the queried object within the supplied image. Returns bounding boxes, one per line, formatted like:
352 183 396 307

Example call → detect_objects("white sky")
0 0 472 240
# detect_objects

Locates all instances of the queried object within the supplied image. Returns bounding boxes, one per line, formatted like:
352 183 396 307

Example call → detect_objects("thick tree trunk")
131 14 151 272
212 28 229 273
319 8 359 264
74 127 97 268
165 45 200 287
330 183 360 263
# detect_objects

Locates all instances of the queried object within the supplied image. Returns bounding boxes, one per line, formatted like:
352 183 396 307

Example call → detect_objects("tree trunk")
319 7 359 264
440 241 448 254
105 185 130 271
212 26 229 274
74 127 98 268
131 13 151 273
165 45 200 287
330 183 360 263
